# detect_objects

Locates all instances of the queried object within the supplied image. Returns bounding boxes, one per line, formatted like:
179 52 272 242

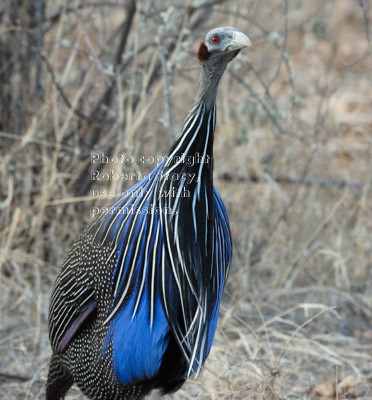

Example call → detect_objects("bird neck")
195 62 227 110
161 63 225 185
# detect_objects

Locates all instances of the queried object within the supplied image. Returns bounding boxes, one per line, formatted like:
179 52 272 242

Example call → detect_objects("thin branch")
34 0 45 102
0 131 77 152
40 53 91 120
230 71 287 135
45 2 123 30
282 193 347 288
359 0 372 51
248 146 318 266
267 0 296 105
242 60 282 123
159 46 175 137
114 0 136 66
0 372 31 382
89 0 136 120
219 172 370 190
140 0 230 20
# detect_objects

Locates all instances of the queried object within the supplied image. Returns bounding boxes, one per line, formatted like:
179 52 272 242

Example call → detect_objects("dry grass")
1 0 372 399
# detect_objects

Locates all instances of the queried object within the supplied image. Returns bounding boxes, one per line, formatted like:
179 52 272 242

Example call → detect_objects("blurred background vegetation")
1 0 372 398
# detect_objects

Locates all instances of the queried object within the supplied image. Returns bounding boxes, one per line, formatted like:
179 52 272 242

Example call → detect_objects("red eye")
211 36 220 44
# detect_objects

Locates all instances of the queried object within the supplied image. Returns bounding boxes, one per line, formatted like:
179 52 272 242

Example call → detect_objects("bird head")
197 27 251 64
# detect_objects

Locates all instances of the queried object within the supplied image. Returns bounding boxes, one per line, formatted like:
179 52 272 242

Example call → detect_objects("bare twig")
159 46 175 137
241 60 283 124
274 305 337 366
359 0 372 51
219 172 370 190
0 372 31 382
267 0 295 105
34 1 45 102
230 71 287 135
40 53 91 120
249 145 318 267
0 131 76 152
89 0 136 120
45 2 123 31
114 0 136 66
282 192 348 288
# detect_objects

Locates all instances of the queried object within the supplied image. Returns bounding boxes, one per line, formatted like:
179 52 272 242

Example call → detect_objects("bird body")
47 27 250 399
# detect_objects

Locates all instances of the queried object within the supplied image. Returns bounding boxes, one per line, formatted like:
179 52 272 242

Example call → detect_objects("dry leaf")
338 375 359 392
314 382 335 398
360 330 372 340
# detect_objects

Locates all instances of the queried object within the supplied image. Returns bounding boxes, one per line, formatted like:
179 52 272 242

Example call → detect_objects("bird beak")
230 31 251 49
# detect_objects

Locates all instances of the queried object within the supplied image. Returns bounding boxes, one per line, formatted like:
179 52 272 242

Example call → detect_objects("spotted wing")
48 239 97 353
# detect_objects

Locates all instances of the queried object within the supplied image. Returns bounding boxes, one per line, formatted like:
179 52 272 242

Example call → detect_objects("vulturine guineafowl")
46 26 251 400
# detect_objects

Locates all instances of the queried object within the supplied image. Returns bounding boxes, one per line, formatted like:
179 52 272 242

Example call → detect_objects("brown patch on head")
197 41 210 62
